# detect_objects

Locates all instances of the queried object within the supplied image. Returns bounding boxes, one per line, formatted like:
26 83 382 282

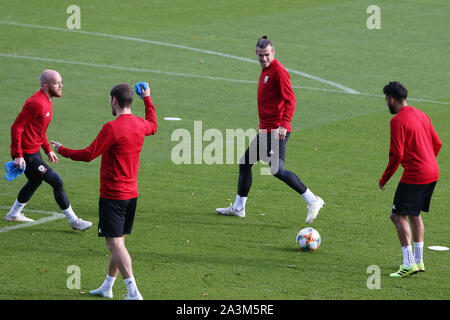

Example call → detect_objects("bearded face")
44 74 63 98
385 96 397 114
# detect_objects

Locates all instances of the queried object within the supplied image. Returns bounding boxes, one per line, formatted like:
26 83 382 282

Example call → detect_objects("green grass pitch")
0 0 448 300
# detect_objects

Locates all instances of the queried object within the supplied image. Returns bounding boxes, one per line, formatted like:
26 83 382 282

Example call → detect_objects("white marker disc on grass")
427 246 449 251
164 117 181 121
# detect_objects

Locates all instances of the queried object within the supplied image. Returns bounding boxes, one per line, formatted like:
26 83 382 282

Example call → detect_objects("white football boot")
124 290 143 300
5 213 34 222
305 196 324 224
89 287 113 299
71 218 93 231
216 203 246 218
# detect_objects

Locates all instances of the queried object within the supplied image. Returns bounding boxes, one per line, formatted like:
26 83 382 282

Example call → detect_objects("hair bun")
256 35 273 49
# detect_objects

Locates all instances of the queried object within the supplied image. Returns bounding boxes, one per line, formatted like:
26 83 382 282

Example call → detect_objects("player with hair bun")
216 36 324 224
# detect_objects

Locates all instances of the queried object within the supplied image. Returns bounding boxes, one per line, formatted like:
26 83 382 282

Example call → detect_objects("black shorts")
392 181 437 216
98 197 137 237
240 131 290 165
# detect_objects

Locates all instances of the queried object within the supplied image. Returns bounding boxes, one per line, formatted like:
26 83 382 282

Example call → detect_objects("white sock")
233 195 247 211
100 274 116 291
402 246 415 267
301 188 317 205
124 277 138 295
7 199 27 217
62 205 78 224
414 242 424 264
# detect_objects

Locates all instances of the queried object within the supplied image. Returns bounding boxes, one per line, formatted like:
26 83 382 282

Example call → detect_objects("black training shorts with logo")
98 197 137 237
392 181 437 216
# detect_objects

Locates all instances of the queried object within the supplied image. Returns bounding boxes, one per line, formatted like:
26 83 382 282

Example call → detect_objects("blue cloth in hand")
4 161 26 181
135 82 148 99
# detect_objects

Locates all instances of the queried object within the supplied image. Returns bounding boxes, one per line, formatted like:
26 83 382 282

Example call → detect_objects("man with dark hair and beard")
6 70 92 231
51 82 158 300
380 81 442 277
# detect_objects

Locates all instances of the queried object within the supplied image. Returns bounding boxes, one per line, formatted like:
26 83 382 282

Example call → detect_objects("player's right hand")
13 157 25 171
50 140 62 154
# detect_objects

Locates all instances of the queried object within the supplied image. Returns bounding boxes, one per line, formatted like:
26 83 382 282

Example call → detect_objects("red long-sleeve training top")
59 96 157 200
10 89 53 158
257 59 296 132
380 106 441 186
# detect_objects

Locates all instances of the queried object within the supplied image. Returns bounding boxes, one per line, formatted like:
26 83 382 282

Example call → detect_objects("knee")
18 179 42 202
53 179 64 192
106 237 125 253
271 167 282 177
409 215 423 226
390 213 397 222
390 212 403 224
29 179 43 189
239 163 252 173
48 173 64 190
270 160 284 177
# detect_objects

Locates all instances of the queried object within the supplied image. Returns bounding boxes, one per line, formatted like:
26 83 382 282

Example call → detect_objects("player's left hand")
47 150 58 164
141 82 150 97
277 126 287 140
378 181 385 191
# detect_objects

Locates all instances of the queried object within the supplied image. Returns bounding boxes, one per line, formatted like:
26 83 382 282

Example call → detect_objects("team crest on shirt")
45 112 50 117
264 75 269 83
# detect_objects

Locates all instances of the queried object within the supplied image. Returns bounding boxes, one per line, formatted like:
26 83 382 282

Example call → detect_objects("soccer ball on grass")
296 227 321 251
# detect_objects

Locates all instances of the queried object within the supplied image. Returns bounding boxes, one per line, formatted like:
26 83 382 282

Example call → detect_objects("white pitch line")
0 207 65 233
1 53 449 105
0 52 257 83
355 92 450 106
0 53 341 93
0 20 359 94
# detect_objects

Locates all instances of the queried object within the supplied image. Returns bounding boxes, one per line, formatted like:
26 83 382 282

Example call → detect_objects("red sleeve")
278 68 296 130
10 102 39 158
41 123 52 155
143 96 157 135
59 123 114 162
379 118 404 186
429 120 442 157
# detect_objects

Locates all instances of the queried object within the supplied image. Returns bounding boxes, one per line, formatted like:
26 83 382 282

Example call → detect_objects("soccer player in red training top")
51 82 157 300
6 69 92 231
216 36 324 223
379 81 442 278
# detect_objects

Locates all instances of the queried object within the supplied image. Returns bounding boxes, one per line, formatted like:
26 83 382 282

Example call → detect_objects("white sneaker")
89 287 113 299
306 197 324 224
216 203 246 218
71 218 92 231
5 213 34 222
124 290 143 300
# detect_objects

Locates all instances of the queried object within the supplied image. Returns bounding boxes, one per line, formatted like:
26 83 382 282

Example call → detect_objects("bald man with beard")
6 70 92 231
